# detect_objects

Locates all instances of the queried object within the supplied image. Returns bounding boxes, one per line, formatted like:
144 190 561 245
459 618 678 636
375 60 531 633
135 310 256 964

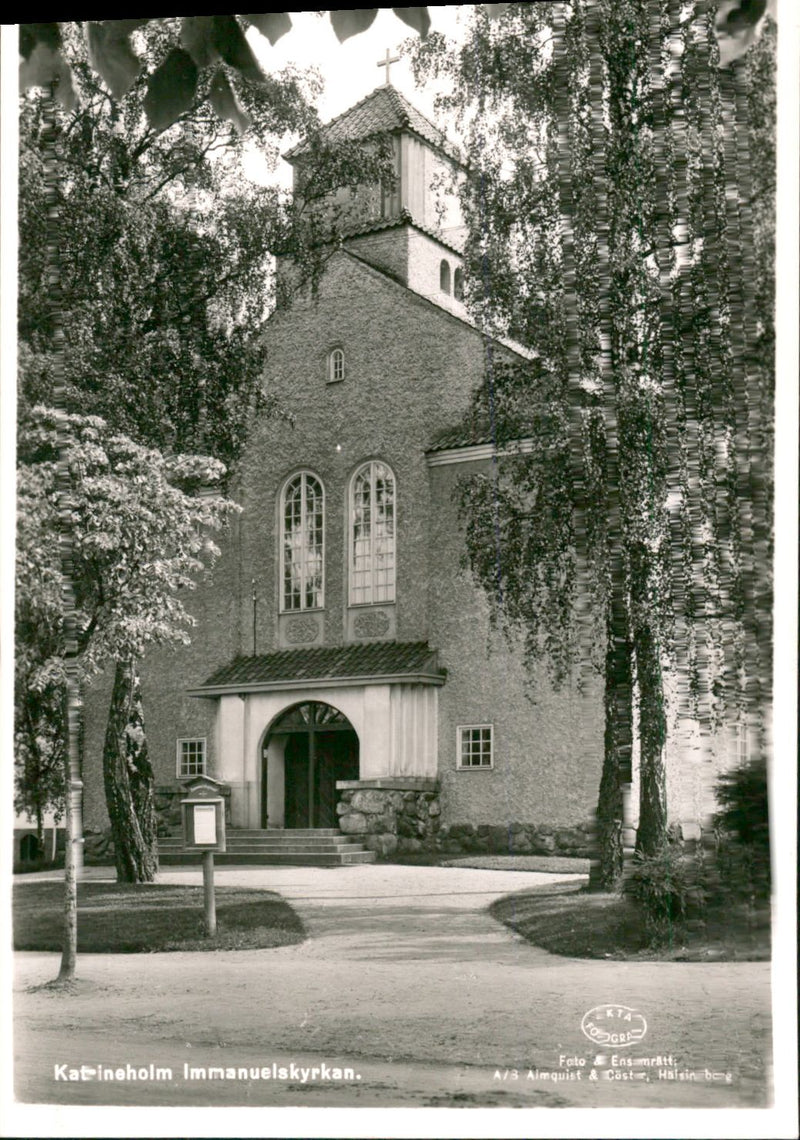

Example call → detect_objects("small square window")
177 738 206 778
457 725 493 769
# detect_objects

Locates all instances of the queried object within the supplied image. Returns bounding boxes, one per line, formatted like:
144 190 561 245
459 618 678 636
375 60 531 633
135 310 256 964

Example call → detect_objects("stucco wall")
80 247 495 829
405 229 465 315
78 233 733 840
240 249 492 654
428 457 606 830
215 682 439 827
344 227 409 284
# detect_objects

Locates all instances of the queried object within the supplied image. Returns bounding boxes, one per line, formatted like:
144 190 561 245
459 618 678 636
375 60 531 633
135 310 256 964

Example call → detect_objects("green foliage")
714 756 769 850
456 359 604 688
19 12 434 131
17 37 293 472
19 8 772 133
625 756 772 938
714 838 771 901
414 2 775 864
14 681 66 831
14 407 238 831
624 846 709 938
16 407 239 689
18 26 398 471
713 756 770 898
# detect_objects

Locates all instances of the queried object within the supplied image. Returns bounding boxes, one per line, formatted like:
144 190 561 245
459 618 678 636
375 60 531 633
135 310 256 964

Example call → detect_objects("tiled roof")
340 209 465 256
428 421 495 452
285 85 461 162
194 641 445 692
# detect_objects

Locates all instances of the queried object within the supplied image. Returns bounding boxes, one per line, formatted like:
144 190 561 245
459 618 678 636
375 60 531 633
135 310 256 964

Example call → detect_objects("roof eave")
283 125 462 168
188 670 447 698
343 214 464 257
426 439 535 465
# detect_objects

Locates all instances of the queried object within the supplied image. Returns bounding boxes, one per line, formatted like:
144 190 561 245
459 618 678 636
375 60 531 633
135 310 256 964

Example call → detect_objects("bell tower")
284 83 467 308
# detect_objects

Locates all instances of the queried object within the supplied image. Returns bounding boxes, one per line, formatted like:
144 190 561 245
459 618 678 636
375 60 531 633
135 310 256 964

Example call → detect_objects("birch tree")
413 0 774 881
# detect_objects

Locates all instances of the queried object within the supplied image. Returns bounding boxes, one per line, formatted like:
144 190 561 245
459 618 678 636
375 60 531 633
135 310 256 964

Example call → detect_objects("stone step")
162 843 365 855
237 828 343 837
159 834 344 843
158 849 376 867
157 826 377 866
158 835 360 849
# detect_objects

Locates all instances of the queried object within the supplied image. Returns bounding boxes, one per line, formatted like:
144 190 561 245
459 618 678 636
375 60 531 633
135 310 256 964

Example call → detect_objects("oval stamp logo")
581 1004 647 1048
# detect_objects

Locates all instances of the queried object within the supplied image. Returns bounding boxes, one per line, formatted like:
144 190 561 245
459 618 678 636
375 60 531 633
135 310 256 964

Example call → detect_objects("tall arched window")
439 259 451 294
281 471 324 611
328 347 345 383
350 461 396 605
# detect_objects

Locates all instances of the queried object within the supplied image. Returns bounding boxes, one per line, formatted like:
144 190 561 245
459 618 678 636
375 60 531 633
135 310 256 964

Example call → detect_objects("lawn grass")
491 880 771 961
13 881 305 953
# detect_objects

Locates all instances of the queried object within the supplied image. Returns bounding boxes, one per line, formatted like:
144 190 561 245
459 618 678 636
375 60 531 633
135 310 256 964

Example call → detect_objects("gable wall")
343 228 410 284
239 252 491 653
80 251 492 833
405 230 464 313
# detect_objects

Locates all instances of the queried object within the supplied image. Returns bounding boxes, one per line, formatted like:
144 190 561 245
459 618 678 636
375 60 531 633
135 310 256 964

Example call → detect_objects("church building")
80 81 724 864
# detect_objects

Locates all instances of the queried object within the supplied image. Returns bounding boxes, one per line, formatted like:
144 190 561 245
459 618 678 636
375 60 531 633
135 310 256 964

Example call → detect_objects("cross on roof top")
377 48 400 86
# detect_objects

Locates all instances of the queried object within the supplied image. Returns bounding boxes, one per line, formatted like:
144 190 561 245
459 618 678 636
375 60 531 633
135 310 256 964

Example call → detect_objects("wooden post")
308 727 316 829
202 850 216 936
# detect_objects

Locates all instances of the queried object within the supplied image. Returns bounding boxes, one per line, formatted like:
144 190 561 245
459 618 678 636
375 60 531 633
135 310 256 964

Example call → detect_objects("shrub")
713 756 770 898
624 846 708 941
715 838 771 904
713 756 769 851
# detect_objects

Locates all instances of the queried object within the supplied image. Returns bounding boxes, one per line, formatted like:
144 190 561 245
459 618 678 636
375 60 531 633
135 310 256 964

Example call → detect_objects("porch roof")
188 641 446 697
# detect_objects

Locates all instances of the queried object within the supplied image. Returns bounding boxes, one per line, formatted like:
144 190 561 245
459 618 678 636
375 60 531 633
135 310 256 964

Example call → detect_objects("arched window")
349 461 396 605
453 267 464 302
280 471 324 611
328 347 345 383
439 259 451 294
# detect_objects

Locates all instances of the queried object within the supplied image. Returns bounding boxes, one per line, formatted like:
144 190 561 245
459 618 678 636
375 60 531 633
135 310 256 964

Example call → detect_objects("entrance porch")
187 640 446 830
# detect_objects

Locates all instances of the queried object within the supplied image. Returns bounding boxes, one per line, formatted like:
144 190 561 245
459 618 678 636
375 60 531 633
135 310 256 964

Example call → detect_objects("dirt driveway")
13 863 772 1111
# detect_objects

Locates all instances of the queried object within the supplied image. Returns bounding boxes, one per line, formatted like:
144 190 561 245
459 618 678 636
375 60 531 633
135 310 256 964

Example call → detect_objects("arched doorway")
261 701 359 829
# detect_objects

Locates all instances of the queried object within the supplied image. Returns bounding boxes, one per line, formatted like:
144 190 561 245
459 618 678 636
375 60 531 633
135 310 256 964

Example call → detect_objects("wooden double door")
263 702 359 829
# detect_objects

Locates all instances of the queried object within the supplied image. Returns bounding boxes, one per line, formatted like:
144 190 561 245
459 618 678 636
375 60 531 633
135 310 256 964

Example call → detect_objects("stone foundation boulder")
436 819 596 859
84 828 114 863
364 833 398 858
336 779 440 857
338 812 369 835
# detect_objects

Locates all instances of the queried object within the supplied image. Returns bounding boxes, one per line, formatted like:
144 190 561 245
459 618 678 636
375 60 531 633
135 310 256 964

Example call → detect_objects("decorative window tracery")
349 461 396 605
328 348 345 383
281 471 324 611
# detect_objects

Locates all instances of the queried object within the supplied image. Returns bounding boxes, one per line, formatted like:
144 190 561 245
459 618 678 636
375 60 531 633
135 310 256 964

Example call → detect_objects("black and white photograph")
1 5 797 1137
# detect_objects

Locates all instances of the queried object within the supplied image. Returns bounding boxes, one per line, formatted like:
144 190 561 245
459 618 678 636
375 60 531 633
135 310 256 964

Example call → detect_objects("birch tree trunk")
102 659 159 883
592 601 634 888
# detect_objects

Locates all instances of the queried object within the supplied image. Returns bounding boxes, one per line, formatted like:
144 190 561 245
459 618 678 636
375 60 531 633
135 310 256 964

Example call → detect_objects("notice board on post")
180 776 227 852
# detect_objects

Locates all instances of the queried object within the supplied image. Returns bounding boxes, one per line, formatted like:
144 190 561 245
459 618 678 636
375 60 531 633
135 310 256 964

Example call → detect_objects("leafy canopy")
16 407 239 690
18 5 775 129
18 22 398 470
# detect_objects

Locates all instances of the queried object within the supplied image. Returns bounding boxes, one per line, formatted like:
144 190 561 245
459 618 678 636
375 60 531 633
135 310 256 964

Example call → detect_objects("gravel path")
13 863 772 1112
